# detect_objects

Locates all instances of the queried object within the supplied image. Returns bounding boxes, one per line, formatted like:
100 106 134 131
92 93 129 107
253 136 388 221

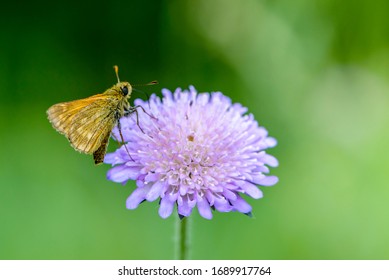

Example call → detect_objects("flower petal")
261 154 279 167
126 185 151 209
239 181 263 199
107 165 140 183
159 197 175 219
144 173 160 182
223 189 237 200
145 181 166 202
213 197 233 212
265 137 277 148
230 195 252 214
258 176 279 186
197 196 213 219
177 197 194 217
103 152 120 165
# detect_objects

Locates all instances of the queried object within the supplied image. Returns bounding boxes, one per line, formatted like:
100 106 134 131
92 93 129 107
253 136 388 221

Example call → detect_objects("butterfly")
47 66 156 164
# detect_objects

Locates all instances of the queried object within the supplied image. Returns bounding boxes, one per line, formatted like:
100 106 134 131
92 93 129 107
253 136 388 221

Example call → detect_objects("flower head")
104 86 278 219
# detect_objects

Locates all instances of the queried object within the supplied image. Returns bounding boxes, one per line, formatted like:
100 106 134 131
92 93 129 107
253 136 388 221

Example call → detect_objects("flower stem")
175 215 190 260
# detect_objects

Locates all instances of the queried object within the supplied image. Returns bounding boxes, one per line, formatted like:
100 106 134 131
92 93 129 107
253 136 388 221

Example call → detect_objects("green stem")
175 215 190 260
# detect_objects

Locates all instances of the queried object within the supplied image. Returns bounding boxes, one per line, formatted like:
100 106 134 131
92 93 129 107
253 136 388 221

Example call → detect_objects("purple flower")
104 86 278 219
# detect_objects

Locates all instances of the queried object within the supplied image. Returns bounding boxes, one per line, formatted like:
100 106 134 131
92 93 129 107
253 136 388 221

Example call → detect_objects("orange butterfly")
47 66 156 164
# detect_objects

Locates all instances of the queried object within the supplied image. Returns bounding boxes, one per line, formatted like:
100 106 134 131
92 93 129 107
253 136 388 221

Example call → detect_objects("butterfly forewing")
67 98 117 154
47 94 107 136
47 93 123 164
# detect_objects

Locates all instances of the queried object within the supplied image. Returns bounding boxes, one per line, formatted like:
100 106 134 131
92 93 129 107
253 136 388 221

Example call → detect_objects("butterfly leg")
132 105 158 121
116 118 134 162
125 107 146 134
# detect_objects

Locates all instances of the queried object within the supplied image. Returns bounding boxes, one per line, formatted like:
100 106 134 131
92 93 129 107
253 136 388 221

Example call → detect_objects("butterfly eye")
121 86 129 96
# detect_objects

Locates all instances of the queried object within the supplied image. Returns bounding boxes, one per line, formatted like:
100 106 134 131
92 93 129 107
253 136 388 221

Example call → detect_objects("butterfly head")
115 81 132 97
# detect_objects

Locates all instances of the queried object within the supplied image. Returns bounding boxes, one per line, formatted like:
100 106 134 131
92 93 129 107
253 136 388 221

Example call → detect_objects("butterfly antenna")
133 81 158 110
132 80 158 87
113 65 120 83
133 88 152 109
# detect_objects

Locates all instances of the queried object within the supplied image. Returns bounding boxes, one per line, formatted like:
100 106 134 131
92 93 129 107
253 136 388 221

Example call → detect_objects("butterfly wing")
47 94 106 136
47 94 120 157
67 98 118 155
92 130 111 165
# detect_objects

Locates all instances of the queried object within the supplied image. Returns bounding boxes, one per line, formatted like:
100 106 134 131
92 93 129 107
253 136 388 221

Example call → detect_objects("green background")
1 0 388 259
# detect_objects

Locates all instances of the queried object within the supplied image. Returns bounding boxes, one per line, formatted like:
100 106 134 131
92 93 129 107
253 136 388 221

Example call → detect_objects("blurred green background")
1 0 389 259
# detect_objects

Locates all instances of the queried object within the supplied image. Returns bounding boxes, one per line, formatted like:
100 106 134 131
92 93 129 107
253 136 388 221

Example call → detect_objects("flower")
104 86 278 219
